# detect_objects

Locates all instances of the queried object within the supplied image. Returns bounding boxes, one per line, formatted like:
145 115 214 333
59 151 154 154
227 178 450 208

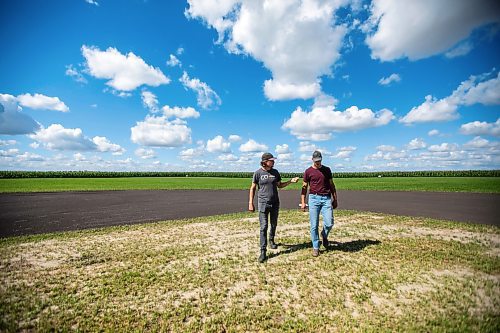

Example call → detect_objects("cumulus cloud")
283 105 394 141
406 138 427 150
228 135 242 142
365 0 500 61
167 54 181 67
179 71 221 110
428 129 440 136
161 105 200 119
17 93 69 112
135 148 156 159
130 115 191 147
29 124 97 151
333 146 356 160
378 73 401 86
0 94 41 135
460 119 500 137
206 135 232 153
82 45 170 91
218 153 239 161
401 71 500 124
0 139 16 146
275 144 291 154
239 139 268 152
141 90 159 113
186 0 350 100
92 136 125 155
65 64 88 83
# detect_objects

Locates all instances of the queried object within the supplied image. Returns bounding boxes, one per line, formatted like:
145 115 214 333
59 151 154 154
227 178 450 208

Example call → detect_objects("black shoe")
269 240 278 249
258 250 267 263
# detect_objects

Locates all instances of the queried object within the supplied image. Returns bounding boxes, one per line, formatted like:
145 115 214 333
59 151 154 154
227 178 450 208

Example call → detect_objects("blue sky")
1 0 499 172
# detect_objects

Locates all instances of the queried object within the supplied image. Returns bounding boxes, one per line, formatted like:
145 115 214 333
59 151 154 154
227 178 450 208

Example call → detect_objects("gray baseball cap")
312 150 322 162
261 152 276 162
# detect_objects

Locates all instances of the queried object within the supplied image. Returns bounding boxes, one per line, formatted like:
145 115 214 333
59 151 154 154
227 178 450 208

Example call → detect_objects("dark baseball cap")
312 150 322 162
261 152 276 162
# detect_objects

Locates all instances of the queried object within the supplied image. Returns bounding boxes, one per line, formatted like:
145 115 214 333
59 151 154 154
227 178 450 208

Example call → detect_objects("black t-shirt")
252 168 282 204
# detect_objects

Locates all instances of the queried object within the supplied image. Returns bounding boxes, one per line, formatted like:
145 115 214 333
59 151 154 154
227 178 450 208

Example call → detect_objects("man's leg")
258 206 269 263
269 204 279 249
308 194 321 252
320 196 333 248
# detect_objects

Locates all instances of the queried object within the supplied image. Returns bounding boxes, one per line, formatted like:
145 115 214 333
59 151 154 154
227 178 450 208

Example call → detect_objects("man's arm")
248 182 257 212
300 181 308 211
330 179 338 208
277 177 299 188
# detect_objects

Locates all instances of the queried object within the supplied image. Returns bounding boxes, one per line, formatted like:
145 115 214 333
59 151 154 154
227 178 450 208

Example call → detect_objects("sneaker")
312 249 319 257
258 250 267 263
322 234 329 248
269 240 278 250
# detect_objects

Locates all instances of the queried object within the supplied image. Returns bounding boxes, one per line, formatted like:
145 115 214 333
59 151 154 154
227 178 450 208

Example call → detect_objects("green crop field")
0 176 499 193
1 210 499 332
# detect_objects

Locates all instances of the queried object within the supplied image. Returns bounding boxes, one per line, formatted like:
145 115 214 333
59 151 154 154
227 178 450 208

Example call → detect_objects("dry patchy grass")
1 210 499 332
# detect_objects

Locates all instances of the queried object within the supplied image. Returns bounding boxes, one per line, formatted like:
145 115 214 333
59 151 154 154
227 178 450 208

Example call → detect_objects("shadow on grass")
267 239 381 260
327 239 381 252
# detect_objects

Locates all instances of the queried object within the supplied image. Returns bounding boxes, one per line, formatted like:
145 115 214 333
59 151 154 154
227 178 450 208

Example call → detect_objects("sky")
1 0 499 173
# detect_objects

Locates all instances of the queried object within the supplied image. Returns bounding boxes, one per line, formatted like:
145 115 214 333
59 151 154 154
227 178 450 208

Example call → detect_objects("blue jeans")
308 194 334 249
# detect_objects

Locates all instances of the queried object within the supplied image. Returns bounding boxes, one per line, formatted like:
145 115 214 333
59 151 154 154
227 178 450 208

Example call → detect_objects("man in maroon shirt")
300 151 338 257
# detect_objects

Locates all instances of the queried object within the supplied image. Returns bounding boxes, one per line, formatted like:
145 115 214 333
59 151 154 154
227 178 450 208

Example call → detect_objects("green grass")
0 176 499 193
1 210 499 332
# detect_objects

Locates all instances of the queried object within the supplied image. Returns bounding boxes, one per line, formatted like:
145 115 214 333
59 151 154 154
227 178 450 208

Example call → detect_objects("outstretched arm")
277 177 299 188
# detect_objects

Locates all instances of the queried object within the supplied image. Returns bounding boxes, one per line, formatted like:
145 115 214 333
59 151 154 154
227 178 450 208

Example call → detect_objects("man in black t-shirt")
249 152 299 263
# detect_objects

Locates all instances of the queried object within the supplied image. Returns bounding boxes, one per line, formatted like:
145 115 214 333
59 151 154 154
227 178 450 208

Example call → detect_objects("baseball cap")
261 152 276 162
312 150 322 162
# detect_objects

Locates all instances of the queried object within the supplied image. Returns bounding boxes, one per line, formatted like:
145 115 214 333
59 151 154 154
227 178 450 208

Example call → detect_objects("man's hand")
332 199 338 209
248 202 255 212
300 202 307 211
290 177 299 183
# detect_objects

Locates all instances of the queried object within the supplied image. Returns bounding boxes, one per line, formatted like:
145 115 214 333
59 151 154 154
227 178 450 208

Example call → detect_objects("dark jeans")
258 202 279 250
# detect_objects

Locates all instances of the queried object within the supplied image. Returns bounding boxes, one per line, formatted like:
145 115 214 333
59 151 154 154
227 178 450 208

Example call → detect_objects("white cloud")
0 139 16 146
365 0 500 61
218 153 238 161
186 0 349 101
228 135 242 142
239 139 268 152
275 144 291 154
298 141 319 152
445 41 473 59
206 135 231 153
17 152 44 162
406 138 427 150
85 0 99 6
180 145 206 160
135 148 156 159
378 73 401 86
400 95 459 124
141 90 159 113
130 115 191 147
333 146 356 160
428 129 440 136
428 143 459 152
460 119 500 137
17 93 69 112
82 45 170 91
463 136 491 149
401 71 500 124
30 142 40 149
283 105 394 140
376 145 396 152
29 124 97 151
167 54 181 67
65 64 87 83
0 148 19 157
161 105 200 119
0 94 41 135
92 136 125 155
179 71 221 110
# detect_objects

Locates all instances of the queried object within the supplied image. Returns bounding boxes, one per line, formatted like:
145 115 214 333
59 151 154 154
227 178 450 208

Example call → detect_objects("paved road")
0 190 498 237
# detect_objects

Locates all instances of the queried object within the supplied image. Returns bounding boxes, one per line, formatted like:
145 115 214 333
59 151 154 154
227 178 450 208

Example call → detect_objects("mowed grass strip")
0 176 499 193
1 210 499 332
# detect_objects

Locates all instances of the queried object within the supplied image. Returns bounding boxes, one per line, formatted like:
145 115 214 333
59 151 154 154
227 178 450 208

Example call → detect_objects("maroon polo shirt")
304 165 333 195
